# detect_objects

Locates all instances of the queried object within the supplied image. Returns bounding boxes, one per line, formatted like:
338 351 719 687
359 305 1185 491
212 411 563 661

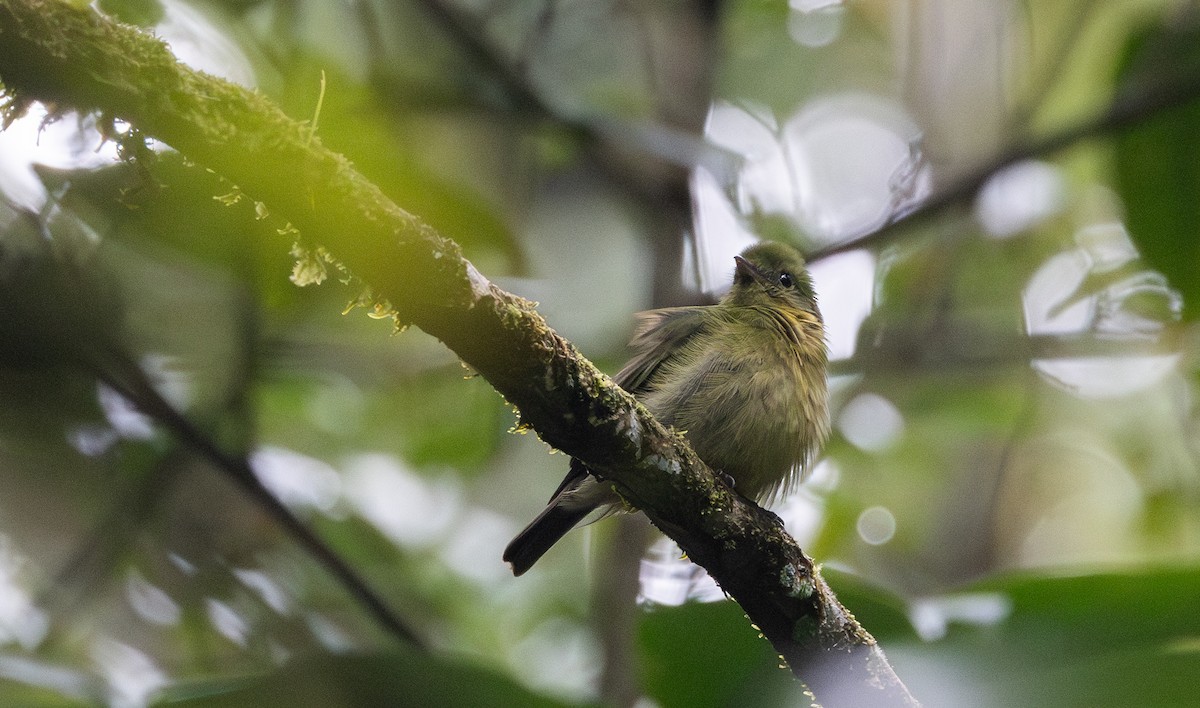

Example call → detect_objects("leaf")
273 58 524 274
34 156 295 300
0 677 93 708
157 648 579 708
0 198 125 369
1113 14 1200 321
97 0 164 26
637 601 796 708
835 568 1200 707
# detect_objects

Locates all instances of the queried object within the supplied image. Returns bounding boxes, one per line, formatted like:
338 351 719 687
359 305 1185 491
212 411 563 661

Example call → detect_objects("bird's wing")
614 306 710 393
541 307 709 504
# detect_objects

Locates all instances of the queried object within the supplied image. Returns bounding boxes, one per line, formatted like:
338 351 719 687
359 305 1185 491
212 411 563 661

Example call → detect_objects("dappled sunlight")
341 453 461 549
0 539 47 651
125 570 181 627
638 537 723 607
781 95 927 238
205 598 250 648
907 592 1012 642
66 423 120 458
838 392 905 452
233 568 291 615
1024 220 1181 398
251 446 342 514
975 160 1068 238
156 0 256 87
637 466 834 606
809 250 876 361
89 638 167 708
302 612 356 653
788 0 847 48
857 505 898 546
439 509 516 586
0 105 117 211
509 617 601 703
777 483 831 547
697 95 928 249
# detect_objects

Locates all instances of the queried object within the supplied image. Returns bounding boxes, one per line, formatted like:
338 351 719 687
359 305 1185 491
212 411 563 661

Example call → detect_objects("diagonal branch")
0 1 913 704
810 65 1200 262
412 0 554 117
0 200 426 647
88 348 428 649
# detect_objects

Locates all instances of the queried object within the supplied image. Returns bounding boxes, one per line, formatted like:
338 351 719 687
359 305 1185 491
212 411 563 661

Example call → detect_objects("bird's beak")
734 255 770 286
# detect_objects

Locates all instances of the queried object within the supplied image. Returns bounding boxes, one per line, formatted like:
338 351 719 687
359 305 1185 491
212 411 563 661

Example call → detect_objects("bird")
503 241 829 576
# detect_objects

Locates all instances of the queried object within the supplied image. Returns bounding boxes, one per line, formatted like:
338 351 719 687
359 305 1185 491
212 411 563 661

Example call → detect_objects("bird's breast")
640 312 828 502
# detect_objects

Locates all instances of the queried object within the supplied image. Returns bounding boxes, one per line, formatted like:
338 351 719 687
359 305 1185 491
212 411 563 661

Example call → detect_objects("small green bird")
504 241 829 576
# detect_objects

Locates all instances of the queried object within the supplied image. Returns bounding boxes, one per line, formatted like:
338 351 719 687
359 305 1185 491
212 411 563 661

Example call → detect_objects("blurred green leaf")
637 601 796 708
35 156 294 302
157 648 579 708
0 198 125 369
821 569 914 639
1114 14 1200 321
98 0 163 26
979 568 1200 662
844 567 1200 707
381 370 507 472
253 365 505 472
0 677 93 708
274 58 524 274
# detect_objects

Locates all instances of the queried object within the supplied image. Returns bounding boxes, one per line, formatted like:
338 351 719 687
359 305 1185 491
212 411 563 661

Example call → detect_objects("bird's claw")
714 470 785 528
762 508 786 528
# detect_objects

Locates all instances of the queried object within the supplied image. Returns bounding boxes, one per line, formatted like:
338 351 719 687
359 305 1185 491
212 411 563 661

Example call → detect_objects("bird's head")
723 242 820 318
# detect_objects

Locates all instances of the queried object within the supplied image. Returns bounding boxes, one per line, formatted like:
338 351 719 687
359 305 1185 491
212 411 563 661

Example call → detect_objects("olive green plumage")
504 241 830 576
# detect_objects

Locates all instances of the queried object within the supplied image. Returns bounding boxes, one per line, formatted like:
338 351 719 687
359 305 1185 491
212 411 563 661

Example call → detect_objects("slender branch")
412 0 719 306
39 449 181 615
828 327 1183 378
1 203 426 647
412 0 555 117
0 2 911 703
86 349 428 649
810 66 1200 262
411 0 712 255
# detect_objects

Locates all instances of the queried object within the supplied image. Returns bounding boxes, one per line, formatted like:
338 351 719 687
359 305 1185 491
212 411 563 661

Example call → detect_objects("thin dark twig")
512 0 557 78
412 0 553 115
809 70 1200 262
88 351 426 649
411 0 704 197
413 0 715 310
38 450 182 615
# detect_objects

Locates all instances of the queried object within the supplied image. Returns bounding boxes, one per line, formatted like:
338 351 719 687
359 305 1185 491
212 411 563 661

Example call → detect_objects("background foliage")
2 0 1200 705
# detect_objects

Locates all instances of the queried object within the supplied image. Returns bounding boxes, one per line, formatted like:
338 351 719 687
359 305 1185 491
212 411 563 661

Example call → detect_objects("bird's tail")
503 501 591 576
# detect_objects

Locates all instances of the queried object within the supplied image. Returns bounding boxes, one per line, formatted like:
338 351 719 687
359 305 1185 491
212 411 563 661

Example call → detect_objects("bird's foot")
761 507 786 528
713 470 785 528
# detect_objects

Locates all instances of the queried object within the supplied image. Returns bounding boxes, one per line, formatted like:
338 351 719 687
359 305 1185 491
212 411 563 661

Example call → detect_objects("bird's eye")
778 272 794 288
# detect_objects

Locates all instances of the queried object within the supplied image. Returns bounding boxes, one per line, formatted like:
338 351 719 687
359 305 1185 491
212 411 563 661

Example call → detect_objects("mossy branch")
0 2 916 704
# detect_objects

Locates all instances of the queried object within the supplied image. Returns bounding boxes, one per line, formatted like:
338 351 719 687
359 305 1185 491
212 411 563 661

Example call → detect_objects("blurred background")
2 0 1200 705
